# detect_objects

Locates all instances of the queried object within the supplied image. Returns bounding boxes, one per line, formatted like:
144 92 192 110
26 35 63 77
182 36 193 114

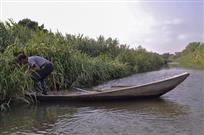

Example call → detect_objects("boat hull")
28 72 190 102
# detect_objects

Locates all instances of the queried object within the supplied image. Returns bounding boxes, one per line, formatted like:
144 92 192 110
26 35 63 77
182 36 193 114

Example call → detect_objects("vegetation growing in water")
0 19 164 109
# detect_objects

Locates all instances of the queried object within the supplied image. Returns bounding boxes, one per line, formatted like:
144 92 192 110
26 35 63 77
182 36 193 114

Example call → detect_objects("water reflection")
0 104 78 134
0 98 190 135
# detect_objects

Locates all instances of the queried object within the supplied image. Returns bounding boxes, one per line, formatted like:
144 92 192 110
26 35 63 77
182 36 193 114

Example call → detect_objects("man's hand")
28 64 40 73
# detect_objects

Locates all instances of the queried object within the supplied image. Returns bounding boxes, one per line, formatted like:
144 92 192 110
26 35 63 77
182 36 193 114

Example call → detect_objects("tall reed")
0 19 165 109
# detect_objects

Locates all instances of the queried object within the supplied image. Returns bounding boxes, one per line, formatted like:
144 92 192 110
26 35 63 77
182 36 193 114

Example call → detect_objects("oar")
72 87 93 93
73 87 102 92
111 85 132 88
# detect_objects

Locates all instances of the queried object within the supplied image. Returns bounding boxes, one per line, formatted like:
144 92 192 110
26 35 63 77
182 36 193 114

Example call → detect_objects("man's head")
17 53 28 65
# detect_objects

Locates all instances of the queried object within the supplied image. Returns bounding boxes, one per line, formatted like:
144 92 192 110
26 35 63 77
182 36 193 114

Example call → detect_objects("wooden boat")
30 72 189 102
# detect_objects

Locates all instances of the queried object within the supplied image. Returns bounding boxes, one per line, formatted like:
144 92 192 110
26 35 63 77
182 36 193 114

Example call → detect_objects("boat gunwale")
41 72 190 97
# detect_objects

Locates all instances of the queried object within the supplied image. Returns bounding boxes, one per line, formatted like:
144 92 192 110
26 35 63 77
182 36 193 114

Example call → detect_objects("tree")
18 18 48 32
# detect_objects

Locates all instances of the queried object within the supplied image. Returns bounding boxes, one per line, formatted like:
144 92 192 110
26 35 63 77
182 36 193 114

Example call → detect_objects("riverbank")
175 42 204 69
0 19 164 109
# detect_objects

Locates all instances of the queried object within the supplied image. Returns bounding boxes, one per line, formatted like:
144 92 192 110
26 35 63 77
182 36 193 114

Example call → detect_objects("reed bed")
0 19 164 110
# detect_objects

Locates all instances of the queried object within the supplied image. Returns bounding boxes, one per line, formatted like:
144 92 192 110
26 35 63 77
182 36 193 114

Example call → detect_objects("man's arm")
28 58 40 71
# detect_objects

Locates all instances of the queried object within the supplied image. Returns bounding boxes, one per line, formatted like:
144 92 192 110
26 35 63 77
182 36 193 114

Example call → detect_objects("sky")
0 0 203 54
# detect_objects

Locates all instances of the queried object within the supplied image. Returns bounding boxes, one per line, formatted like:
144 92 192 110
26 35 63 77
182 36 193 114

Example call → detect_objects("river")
0 67 203 135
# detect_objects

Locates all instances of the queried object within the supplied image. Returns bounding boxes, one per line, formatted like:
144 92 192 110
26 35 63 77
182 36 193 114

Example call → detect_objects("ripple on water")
0 67 203 135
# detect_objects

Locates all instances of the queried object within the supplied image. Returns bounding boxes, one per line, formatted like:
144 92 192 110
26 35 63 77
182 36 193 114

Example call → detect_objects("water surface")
0 67 203 135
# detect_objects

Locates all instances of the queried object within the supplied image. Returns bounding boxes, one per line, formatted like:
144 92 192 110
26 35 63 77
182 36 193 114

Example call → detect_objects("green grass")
175 42 204 69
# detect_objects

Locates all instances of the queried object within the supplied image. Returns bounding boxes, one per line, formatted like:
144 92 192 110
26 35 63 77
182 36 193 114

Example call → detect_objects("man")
17 53 54 95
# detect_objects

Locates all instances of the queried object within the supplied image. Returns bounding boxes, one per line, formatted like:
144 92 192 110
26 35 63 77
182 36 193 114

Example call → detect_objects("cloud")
163 18 183 25
125 15 185 52
177 34 189 40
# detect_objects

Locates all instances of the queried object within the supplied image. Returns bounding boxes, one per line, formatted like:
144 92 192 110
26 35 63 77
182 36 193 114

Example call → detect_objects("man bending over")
17 53 54 95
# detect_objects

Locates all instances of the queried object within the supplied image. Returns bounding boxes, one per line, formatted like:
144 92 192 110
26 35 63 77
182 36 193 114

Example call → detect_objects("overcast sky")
0 0 203 53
